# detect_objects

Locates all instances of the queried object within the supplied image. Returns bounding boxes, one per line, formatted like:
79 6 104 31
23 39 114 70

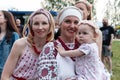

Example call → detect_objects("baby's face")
76 24 95 44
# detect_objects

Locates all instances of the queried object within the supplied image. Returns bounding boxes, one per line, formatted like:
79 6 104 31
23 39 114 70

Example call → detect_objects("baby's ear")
94 33 98 38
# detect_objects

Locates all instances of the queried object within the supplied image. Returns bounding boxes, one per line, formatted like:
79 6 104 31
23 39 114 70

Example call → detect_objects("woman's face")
60 16 79 39
75 3 90 20
32 14 50 39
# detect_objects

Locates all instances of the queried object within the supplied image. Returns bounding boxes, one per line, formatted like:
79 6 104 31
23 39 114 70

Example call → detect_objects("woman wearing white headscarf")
37 6 83 80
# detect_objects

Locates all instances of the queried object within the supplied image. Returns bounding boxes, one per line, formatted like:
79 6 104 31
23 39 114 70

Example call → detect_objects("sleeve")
111 27 115 34
37 42 58 80
12 32 20 45
13 32 20 40
78 44 91 55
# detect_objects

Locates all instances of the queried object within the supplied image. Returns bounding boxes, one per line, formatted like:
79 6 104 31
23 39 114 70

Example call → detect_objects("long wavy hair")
0 10 20 43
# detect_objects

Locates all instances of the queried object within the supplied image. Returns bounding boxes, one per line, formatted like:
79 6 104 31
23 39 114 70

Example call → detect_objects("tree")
41 0 73 12
41 0 95 18
42 0 94 12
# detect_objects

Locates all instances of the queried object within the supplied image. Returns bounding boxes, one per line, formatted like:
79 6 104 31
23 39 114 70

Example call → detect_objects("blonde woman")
1 9 55 80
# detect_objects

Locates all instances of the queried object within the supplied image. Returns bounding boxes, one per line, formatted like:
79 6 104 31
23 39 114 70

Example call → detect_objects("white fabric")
76 43 110 80
57 54 75 80
59 7 83 25
56 40 76 80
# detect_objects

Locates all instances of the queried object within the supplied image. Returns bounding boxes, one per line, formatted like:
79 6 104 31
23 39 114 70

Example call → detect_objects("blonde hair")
22 9 55 45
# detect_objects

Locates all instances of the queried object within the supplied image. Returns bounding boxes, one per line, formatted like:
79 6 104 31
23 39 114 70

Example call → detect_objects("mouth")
68 28 76 33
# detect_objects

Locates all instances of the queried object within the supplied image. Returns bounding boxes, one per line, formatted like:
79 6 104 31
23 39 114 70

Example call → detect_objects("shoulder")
10 37 27 57
44 41 55 48
80 43 98 49
41 41 57 56
12 32 19 36
13 37 27 48
42 41 55 52
12 32 20 39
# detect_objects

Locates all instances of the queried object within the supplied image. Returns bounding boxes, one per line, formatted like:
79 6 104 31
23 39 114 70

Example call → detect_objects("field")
111 40 120 80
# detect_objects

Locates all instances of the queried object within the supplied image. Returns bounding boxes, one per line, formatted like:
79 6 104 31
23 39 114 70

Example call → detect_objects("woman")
57 20 110 80
75 0 92 20
37 6 83 80
1 9 55 80
75 1 102 58
0 10 20 78
54 1 92 39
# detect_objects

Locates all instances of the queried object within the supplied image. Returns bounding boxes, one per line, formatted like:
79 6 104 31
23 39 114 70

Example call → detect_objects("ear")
94 33 98 39
87 11 91 16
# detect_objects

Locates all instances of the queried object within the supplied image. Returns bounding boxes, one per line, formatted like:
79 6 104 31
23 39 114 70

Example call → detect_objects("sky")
0 0 43 11
0 0 109 22
95 0 108 21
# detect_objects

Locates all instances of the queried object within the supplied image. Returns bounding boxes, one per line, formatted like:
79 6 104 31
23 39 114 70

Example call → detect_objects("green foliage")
88 0 94 4
43 0 94 12
43 0 73 11
111 40 120 80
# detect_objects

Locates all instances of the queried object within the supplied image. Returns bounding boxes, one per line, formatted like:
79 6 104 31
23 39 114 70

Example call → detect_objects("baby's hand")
55 45 65 56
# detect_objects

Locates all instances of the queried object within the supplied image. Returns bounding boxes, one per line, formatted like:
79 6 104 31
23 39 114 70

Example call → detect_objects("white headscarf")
57 6 83 25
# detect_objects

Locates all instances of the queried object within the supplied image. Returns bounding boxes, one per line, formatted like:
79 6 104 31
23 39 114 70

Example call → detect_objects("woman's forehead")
64 16 80 20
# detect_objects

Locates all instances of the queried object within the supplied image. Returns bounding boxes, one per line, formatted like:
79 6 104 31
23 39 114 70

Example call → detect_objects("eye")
74 20 79 25
83 32 88 35
64 19 71 23
79 8 84 11
78 32 81 35
33 22 39 25
42 21 48 25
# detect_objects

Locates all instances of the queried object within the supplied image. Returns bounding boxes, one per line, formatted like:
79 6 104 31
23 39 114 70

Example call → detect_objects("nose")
38 24 43 29
79 33 84 37
70 23 75 28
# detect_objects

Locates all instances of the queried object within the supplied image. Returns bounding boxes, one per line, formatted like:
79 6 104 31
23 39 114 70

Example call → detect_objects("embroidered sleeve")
37 42 58 80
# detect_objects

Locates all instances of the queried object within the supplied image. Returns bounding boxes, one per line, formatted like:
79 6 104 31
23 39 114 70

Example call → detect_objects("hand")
108 45 111 51
55 45 65 56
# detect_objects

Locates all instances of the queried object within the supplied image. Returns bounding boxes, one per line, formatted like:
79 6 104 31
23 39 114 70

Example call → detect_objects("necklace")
58 37 79 50
58 37 79 61
32 41 48 55
32 44 41 55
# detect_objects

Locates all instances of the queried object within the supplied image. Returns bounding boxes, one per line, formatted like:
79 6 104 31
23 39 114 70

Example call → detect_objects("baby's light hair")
79 20 99 35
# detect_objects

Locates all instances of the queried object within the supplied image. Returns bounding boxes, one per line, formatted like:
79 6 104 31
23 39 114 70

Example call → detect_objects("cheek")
60 23 67 31
46 25 50 32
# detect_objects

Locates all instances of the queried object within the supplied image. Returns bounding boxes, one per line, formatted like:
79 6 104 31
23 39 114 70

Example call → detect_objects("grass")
111 40 120 80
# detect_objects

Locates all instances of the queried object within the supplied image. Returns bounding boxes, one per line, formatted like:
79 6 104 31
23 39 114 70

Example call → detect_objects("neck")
31 37 47 55
33 37 46 47
59 36 75 43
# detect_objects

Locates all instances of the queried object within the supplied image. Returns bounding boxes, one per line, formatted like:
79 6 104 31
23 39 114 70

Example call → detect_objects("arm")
108 33 114 51
37 42 58 80
1 39 23 80
108 27 115 50
56 46 84 57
